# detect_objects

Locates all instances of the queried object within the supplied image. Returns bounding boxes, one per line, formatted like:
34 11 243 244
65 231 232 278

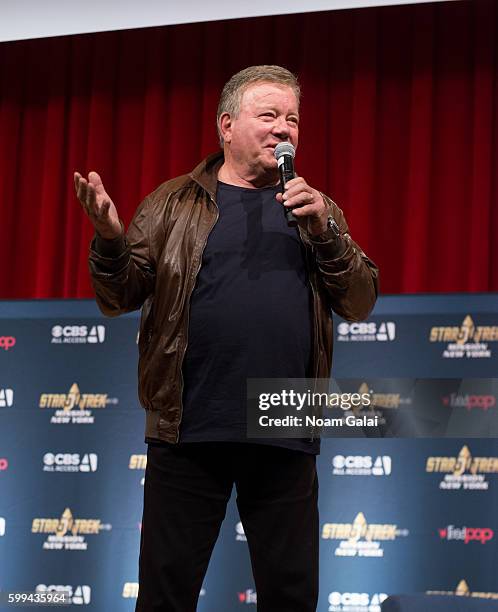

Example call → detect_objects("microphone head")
274 142 295 160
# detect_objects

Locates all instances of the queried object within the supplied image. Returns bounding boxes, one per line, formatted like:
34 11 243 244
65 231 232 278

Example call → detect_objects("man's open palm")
74 171 122 239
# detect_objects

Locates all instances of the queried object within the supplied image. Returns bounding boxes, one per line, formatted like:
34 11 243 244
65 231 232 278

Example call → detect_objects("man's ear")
219 113 232 144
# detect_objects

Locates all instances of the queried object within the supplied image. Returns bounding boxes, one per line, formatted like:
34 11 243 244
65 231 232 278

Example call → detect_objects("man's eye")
261 113 275 118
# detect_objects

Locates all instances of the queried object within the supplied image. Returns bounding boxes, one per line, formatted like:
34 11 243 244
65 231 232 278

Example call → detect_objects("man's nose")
272 116 290 138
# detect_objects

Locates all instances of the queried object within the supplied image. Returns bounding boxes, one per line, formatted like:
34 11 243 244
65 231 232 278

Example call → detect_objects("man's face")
222 82 299 179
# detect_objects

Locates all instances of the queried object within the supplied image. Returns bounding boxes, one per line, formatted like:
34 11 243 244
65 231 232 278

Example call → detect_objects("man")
74 65 378 612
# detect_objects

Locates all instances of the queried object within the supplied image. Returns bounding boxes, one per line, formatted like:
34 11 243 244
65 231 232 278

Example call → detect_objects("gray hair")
216 65 301 147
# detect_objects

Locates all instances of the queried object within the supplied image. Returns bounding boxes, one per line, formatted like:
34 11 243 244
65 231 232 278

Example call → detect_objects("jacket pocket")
138 295 154 356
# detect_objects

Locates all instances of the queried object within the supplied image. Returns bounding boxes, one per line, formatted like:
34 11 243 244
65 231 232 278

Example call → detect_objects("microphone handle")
278 156 298 227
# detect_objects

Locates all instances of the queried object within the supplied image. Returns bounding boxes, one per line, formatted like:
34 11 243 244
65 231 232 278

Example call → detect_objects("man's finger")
287 203 316 217
86 183 98 217
77 179 88 207
283 183 312 200
283 176 305 191
283 191 315 208
74 172 82 193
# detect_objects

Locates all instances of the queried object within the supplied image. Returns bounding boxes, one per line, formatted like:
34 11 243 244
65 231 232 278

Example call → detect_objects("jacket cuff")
89 233 129 275
309 230 347 261
94 232 126 258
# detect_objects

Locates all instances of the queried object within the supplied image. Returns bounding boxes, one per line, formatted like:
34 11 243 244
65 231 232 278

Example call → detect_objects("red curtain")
0 0 496 298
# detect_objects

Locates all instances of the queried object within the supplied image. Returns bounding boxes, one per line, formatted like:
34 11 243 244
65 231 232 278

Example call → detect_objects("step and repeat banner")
1 294 498 611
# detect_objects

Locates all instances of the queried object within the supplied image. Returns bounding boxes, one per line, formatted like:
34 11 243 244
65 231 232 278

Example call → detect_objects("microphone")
274 142 297 227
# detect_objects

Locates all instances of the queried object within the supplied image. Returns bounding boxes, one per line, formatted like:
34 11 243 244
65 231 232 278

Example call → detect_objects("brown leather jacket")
88 151 379 443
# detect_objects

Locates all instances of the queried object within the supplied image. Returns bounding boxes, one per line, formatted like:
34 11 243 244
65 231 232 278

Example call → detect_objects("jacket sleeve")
87 195 156 317
304 194 379 322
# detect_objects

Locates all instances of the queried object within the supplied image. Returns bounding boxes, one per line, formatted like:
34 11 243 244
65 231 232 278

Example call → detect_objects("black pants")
135 441 319 612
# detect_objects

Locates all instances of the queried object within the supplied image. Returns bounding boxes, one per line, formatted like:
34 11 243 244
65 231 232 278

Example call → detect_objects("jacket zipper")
175 195 219 442
301 233 320 443
308 267 320 443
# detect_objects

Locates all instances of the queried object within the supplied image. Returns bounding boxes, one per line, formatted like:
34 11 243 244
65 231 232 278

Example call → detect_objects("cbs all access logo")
0 388 14 408
337 321 396 343
35 585 91 605
328 591 387 612
332 455 392 477
43 453 98 473
51 325 105 344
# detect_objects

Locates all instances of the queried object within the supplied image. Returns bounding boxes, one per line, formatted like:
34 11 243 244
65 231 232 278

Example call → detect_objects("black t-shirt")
178 181 320 455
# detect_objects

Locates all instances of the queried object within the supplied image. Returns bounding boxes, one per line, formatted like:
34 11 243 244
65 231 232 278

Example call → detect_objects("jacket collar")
190 150 284 196
189 150 225 199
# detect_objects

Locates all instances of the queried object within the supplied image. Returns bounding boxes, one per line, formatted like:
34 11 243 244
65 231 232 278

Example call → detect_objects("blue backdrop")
1 294 497 611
